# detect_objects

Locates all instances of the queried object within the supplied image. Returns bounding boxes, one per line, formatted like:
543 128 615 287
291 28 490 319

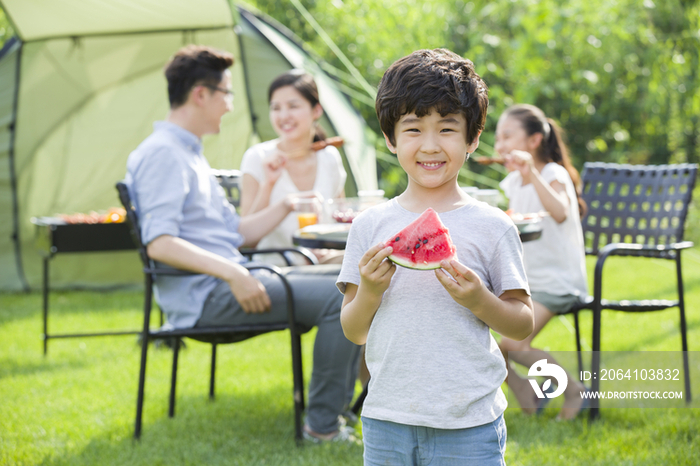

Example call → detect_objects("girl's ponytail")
501 104 586 217
313 122 327 143
543 118 587 218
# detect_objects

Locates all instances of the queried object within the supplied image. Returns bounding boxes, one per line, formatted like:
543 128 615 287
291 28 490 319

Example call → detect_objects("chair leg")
589 306 602 421
573 311 583 375
134 277 153 440
169 339 180 418
676 255 692 403
209 344 217 400
295 334 305 411
351 381 369 415
290 331 304 444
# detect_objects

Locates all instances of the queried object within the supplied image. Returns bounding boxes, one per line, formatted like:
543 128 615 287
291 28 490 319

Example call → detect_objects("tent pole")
8 40 30 291
233 14 260 146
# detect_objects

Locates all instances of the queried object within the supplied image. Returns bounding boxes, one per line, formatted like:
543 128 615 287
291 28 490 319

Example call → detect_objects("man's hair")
164 45 234 108
375 48 488 146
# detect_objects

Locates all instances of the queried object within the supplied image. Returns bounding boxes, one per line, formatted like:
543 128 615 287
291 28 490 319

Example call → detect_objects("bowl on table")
328 193 387 223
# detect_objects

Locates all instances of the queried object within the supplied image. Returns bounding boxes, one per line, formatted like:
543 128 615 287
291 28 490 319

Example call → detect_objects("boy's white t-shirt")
337 198 530 429
500 163 588 298
240 139 346 263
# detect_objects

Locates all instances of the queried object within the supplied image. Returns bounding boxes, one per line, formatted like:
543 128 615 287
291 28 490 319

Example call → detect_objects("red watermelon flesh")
384 208 457 270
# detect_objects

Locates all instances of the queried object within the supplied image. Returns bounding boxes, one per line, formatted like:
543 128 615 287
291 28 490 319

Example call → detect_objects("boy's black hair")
375 48 488 146
164 45 234 108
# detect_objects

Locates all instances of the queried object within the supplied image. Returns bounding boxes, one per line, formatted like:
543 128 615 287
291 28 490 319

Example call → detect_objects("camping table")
293 221 543 250
32 217 139 354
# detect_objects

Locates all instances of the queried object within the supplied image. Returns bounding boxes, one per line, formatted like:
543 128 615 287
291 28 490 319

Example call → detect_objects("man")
125 45 359 442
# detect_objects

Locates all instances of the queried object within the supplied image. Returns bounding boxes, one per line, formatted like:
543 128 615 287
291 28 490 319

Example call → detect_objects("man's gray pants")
195 264 360 434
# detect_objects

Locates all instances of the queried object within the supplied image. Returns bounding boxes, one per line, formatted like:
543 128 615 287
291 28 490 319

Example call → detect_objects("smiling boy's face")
384 110 480 191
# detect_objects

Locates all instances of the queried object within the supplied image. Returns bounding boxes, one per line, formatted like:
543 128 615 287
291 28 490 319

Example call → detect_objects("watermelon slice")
384 208 457 270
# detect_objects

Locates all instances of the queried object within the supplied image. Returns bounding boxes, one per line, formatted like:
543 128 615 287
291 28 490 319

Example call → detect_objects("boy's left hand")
435 259 486 309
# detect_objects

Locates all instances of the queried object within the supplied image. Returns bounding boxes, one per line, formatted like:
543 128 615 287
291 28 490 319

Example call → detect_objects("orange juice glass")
297 212 318 229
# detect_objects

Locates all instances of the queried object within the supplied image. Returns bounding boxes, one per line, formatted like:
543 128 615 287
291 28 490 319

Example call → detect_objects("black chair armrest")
588 241 693 308
143 267 198 276
240 247 319 266
599 241 693 256
145 247 319 277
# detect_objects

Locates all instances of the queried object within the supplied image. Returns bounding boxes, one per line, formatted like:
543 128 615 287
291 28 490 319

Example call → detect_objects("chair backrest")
211 169 242 207
116 181 151 267
580 162 698 254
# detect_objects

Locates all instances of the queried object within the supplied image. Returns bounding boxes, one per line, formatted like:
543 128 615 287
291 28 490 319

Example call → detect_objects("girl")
496 104 589 420
239 70 346 264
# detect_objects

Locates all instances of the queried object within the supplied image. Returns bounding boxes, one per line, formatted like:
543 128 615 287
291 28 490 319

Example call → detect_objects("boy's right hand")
358 243 396 296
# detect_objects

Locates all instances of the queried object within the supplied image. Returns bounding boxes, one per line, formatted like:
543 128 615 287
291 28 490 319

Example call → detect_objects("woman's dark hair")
268 70 326 142
502 104 587 216
164 45 234 108
375 48 488 146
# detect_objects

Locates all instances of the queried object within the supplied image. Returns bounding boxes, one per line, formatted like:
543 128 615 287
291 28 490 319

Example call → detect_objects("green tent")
0 0 377 291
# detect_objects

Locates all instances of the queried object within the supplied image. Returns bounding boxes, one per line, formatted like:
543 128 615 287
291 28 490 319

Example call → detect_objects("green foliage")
245 0 700 189
0 6 14 46
1 1 698 187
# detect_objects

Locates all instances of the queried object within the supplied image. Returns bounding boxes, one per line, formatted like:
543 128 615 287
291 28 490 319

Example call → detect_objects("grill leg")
42 257 50 355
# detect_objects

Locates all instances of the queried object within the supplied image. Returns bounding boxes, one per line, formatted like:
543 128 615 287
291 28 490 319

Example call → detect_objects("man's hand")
435 259 487 309
226 271 271 314
358 243 397 297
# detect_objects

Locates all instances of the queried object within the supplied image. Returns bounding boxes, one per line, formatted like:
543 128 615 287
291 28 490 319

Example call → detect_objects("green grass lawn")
2 249 700 465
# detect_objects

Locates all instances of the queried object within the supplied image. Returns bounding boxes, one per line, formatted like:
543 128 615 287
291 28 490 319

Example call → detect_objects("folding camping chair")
566 162 697 419
116 181 317 442
211 169 243 207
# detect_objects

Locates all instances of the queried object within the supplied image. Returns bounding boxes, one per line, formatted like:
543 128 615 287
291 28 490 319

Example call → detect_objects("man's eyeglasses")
204 85 234 99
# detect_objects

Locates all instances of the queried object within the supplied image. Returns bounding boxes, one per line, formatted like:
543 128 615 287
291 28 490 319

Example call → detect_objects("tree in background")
0 7 13 46
247 0 699 185
1 1 697 188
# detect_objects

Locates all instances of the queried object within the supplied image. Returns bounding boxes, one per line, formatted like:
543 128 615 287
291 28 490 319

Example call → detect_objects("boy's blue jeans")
362 415 506 466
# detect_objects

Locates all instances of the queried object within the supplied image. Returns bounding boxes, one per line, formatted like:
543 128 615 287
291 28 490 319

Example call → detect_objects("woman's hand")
504 150 536 182
262 150 287 186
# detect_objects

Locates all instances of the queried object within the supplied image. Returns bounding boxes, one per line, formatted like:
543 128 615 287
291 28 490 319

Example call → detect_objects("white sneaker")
303 424 361 445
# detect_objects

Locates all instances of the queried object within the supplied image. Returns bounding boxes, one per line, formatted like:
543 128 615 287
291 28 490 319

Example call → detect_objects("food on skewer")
472 156 505 165
310 136 344 151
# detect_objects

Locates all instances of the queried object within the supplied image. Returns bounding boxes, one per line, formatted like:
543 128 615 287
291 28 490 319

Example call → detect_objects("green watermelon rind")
384 207 457 270
387 254 444 270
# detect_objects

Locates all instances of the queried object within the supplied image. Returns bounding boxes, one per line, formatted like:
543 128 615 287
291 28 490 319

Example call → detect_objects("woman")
496 104 589 420
239 70 346 264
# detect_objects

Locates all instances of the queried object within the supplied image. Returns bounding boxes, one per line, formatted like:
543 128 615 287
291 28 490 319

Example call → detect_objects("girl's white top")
240 139 346 261
500 162 588 298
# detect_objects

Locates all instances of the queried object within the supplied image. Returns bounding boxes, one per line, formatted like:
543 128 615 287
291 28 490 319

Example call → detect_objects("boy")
337 49 534 464
126 45 359 442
